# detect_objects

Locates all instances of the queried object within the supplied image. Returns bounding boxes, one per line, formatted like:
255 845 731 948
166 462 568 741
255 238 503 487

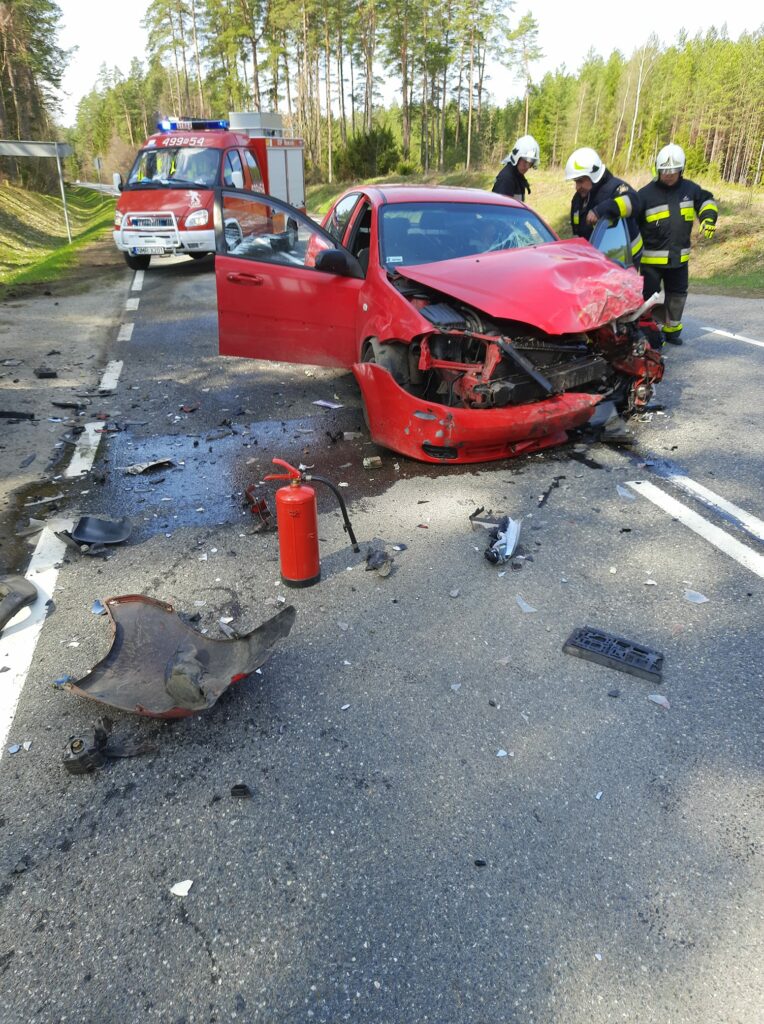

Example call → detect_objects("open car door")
588 216 634 268
215 190 364 368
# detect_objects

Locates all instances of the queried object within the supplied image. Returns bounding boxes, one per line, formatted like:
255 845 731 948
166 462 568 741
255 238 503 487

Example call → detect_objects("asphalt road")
0 255 762 1024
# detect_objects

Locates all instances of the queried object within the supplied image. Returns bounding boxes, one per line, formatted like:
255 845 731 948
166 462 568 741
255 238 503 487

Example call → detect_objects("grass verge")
0 185 116 288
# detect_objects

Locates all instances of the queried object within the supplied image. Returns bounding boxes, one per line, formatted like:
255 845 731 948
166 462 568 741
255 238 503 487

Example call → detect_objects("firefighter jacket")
492 162 531 202
570 170 643 259
636 177 718 268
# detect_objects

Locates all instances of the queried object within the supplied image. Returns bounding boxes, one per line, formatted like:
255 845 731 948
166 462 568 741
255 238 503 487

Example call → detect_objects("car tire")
124 253 151 271
363 338 410 387
187 252 210 261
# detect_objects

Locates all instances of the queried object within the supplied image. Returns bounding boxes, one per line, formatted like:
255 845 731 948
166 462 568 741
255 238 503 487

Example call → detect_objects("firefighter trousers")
641 264 689 343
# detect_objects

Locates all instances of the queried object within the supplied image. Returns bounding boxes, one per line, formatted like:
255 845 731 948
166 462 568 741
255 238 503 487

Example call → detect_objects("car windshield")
127 147 221 188
379 201 555 268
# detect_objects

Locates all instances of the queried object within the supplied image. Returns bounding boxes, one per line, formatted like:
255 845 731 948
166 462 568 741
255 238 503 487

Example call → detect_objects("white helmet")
565 147 606 183
503 134 540 168
655 143 685 174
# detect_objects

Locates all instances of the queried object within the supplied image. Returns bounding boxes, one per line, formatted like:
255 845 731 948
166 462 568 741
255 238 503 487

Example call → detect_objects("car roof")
355 184 525 208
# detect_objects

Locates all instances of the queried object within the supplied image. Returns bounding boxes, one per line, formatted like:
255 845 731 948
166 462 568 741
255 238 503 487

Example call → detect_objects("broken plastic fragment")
644 579 658 586
683 589 709 604
65 596 296 718
451 683 461 692
496 749 508 758
340 703 351 711
648 694 671 710
123 458 176 475
171 880 193 897
71 516 131 545
8 744 20 754
22 741 32 751
91 600 107 616
616 484 636 500
485 516 521 564
595 791 603 800
363 456 382 469
0 575 38 636
515 595 537 614
449 588 460 598
313 399 343 410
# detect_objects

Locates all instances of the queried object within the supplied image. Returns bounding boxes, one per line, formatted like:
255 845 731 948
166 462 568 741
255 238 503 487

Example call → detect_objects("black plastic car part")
563 626 663 683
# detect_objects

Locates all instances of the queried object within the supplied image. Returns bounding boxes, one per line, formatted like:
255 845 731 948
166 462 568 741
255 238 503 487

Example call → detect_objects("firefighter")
492 135 540 202
636 144 718 345
565 147 643 262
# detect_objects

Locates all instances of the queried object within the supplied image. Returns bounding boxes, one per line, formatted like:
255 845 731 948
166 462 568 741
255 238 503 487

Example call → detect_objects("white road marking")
0 525 72 758
701 327 764 349
99 359 123 392
659 473 764 544
132 270 144 292
64 422 104 478
117 322 134 342
626 480 764 578
125 297 140 311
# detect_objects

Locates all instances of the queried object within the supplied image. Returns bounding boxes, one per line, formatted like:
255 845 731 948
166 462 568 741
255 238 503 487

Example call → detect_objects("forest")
1 0 763 187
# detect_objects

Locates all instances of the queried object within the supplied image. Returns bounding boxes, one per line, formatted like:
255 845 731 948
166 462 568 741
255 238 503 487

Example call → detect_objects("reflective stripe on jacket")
571 170 642 255
636 177 718 268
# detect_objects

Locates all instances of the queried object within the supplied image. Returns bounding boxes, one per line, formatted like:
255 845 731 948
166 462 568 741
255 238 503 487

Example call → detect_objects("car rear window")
379 202 555 267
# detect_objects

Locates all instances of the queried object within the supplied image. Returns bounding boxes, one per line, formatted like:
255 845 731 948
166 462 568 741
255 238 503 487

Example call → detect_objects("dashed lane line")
701 327 764 349
98 359 123 393
626 479 764 579
125 296 140 311
0 524 72 758
117 322 134 342
131 270 144 292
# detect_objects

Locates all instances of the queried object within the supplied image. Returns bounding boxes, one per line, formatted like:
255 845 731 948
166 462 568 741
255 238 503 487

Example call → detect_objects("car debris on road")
64 597 296 718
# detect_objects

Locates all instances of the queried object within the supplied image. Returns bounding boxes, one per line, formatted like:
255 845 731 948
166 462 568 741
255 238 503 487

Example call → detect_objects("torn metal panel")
66 596 296 718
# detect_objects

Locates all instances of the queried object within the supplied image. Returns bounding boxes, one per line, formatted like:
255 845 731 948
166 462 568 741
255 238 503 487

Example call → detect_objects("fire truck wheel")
124 253 151 271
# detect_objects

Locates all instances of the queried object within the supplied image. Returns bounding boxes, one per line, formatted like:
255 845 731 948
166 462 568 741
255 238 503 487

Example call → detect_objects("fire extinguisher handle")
264 457 302 481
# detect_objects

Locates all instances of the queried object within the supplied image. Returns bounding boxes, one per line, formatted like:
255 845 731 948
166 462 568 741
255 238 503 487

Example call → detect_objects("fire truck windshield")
126 147 222 189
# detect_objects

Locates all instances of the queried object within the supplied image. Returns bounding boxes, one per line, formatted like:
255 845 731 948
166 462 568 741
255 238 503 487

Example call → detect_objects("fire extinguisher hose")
306 475 360 552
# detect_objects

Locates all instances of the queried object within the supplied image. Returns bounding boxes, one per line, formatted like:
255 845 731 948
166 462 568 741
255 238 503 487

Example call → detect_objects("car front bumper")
353 362 602 464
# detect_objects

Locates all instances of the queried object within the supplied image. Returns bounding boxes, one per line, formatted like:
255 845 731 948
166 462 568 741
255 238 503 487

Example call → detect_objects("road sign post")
0 139 74 244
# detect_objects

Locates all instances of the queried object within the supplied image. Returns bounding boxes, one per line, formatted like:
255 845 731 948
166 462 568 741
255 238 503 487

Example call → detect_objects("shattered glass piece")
170 880 193 897
683 589 709 604
516 595 537 613
8 744 21 754
616 484 636 500
496 749 508 758
65 596 296 718
91 600 107 616
648 694 671 710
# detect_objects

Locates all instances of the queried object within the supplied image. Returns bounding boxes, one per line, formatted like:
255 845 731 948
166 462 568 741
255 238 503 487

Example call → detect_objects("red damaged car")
215 185 663 463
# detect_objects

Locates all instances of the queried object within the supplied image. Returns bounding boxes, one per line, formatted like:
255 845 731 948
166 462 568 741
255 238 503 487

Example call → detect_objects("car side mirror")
231 170 244 190
314 248 364 279
112 172 123 192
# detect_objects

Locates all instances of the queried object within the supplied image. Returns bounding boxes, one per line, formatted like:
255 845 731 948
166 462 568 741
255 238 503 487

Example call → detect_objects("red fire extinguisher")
265 458 360 588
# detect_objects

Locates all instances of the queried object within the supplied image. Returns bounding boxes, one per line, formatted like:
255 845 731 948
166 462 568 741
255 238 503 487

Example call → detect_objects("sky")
54 1 761 127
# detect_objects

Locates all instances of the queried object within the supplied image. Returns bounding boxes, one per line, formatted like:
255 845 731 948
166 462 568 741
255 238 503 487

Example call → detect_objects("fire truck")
112 112 305 270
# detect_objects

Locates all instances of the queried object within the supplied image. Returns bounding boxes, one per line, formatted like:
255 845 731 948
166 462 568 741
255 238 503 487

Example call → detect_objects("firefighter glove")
700 220 715 239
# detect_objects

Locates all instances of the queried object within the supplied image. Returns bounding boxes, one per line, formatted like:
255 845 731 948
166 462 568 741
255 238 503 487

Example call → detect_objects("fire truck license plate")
132 246 165 255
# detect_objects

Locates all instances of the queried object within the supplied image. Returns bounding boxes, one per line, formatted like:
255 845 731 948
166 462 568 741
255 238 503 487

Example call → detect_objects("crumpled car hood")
396 238 645 334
